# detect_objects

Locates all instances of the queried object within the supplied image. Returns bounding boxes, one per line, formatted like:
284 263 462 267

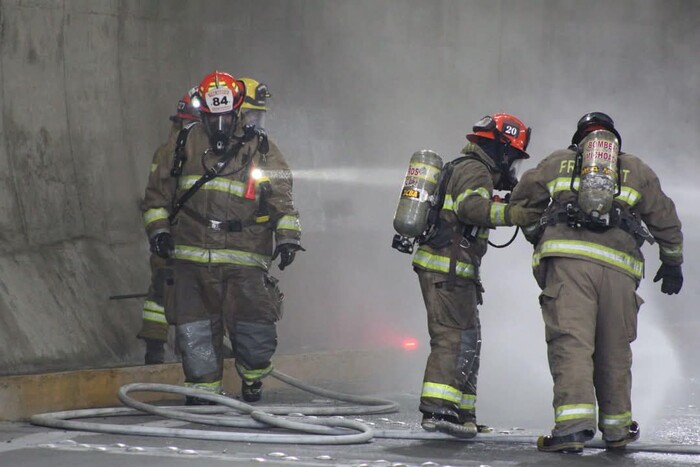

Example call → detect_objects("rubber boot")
241 380 263 402
144 338 165 365
537 429 595 453
421 413 477 439
605 421 640 450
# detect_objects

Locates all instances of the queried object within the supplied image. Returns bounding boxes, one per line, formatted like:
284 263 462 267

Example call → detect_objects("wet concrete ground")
2 382 700 467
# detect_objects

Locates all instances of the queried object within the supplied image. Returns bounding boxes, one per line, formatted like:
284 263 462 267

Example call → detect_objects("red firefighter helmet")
195 71 245 115
467 113 531 159
169 90 200 123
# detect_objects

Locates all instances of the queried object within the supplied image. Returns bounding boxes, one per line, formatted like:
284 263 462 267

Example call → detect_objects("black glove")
150 232 174 259
271 244 306 271
653 263 683 295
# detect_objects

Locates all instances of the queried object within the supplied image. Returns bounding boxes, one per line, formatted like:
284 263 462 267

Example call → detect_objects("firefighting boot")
144 339 165 365
477 424 494 433
242 380 263 403
184 396 218 406
421 413 477 439
604 421 640 450
537 429 595 453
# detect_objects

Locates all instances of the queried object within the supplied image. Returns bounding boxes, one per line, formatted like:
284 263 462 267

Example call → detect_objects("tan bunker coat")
142 121 301 392
510 147 683 440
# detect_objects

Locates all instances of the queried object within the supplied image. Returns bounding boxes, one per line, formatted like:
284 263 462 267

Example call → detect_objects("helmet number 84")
212 96 229 106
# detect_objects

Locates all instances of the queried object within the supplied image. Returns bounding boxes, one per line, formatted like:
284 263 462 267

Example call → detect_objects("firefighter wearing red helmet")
509 112 683 453
142 71 303 403
413 113 541 438
137 88 200 364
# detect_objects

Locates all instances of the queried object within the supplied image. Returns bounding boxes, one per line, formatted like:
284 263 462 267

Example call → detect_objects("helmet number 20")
503 124 519 137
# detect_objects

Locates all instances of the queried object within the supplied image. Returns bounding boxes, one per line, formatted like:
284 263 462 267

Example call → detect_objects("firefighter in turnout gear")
138 90 200 364
509 112 683 453
142 71 303 404
413 114 542 438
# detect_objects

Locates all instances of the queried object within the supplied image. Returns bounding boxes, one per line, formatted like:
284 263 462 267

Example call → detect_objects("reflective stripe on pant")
137 255 173 342
539 257 641 438
417 269 480 421
172 260 283 386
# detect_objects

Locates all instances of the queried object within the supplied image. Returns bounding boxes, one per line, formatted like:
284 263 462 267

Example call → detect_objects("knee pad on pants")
176 320 220 380
232 321 277 369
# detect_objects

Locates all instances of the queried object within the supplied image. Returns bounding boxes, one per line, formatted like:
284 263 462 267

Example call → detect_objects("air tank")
577 129 620 219
393 149 443 238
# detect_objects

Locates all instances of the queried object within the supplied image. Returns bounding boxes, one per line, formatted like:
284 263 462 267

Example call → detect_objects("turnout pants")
539 257 643 440
171 261 284 392
136 255 172 342
417 270 481 423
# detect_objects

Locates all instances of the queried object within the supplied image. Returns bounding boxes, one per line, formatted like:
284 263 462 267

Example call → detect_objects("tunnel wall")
0 0 698 394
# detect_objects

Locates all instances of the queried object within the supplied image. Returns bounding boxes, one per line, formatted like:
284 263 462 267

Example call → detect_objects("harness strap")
541 203 654 246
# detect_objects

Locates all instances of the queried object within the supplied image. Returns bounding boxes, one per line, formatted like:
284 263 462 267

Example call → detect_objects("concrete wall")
0 0 698 419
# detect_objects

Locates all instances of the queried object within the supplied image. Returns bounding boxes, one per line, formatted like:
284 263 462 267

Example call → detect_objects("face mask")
203 113 236 155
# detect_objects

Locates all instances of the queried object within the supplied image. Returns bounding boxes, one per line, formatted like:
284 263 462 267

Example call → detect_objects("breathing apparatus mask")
202 111 238 155
243 109 266 130
472 136 525 191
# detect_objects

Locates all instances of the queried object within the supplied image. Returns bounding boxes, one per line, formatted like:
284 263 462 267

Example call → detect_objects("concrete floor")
2 377 700 467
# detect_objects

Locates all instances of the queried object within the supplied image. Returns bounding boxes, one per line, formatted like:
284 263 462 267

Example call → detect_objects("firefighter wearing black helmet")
413 113 541 438
509 112 683 453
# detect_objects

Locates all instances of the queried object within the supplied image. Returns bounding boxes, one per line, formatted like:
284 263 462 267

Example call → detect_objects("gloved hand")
653 263 683 295
505 204 543 227
150 232 174 259
271 244 306 271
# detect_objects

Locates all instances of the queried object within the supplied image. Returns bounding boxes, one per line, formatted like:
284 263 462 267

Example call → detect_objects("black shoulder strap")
170 121 198 177
429 153 482 224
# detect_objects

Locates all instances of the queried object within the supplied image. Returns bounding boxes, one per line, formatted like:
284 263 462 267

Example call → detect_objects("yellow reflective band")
236 362 274 381
421 382 462 404
533 240 643 278
615 187 641 206
555 403 596 422
179 176 246 197
174 245 271 270
142 310 167 324
276 215 301 232
256 215 271 223
442 195 455 212
453 188 490 213
547 177 579 196
490 203 507 226
184 381 222 393
460 393 476 410
150 162 158 173
142 300 166 324
599 411 632 427
412 249 477 280
143 208 169 226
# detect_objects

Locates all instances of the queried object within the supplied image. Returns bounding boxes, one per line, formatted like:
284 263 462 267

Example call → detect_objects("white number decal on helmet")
205 88 234 113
